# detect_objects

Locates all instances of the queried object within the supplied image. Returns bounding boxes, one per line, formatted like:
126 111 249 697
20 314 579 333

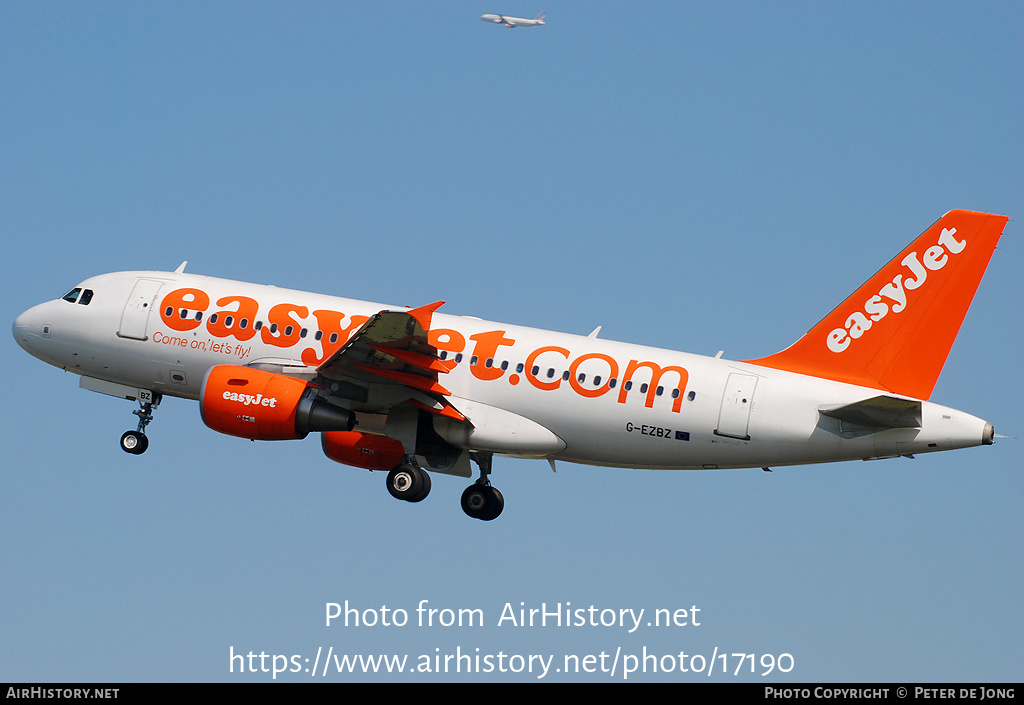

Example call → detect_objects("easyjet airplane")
12 210 1007 520
480 11 546 28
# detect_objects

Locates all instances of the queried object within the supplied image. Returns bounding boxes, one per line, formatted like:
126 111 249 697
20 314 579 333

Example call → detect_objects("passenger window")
78 289 94 305
62 288 81 303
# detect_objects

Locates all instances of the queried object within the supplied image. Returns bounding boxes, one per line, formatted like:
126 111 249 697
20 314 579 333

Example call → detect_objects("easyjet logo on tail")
826 227 966 353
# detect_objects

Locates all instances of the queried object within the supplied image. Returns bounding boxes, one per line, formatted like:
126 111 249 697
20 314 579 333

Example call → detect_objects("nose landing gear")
120 392 161 455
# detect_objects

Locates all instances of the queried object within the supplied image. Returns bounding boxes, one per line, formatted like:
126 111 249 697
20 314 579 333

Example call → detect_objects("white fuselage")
480 14 545 28
13 269 991 471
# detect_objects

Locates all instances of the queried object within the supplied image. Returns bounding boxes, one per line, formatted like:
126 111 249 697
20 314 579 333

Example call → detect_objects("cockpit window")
62 288 81 303
78 289 94 305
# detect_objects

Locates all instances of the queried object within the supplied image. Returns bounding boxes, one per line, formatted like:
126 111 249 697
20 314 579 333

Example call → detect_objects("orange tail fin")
745 210 1007 399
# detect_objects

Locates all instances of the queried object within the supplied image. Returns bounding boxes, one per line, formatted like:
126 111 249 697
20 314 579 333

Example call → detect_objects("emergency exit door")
715 373 758 440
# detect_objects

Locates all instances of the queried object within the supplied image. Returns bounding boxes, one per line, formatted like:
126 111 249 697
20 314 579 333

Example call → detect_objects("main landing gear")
382 451 505 521
461 452 503 521
120 392 161 455
386 456 432 503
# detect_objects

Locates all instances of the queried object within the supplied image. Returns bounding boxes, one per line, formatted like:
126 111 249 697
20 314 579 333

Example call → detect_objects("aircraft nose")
12 304 48 353
13 308 31 335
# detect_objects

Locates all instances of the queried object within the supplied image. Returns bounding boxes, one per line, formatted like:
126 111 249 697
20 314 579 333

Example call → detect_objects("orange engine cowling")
322 431 405 471
200 365 354 440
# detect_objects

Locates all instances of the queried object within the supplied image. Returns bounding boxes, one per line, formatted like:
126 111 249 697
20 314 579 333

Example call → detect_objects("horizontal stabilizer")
819 395 922 429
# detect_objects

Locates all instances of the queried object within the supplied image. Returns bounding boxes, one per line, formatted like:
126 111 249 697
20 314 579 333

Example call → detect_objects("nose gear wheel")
120 393 161 455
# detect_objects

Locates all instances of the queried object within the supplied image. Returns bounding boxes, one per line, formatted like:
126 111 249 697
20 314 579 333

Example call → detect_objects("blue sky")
2 1 1021 682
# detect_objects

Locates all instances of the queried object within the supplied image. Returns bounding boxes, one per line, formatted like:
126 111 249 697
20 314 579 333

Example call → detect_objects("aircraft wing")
312 302 467 422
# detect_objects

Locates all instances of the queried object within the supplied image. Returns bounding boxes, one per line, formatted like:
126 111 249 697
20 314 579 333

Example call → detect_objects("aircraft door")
715 373 757 440
117 279 164 341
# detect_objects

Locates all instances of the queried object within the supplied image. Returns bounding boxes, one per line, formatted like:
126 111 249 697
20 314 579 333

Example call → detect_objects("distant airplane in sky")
480 11 546 28
12 210 1007 521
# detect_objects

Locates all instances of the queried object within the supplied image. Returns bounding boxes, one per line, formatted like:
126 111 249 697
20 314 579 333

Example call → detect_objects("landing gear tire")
121 392 159 456
120 430 149 455
387 464 431 502
461 483 503 521
408 468 430 503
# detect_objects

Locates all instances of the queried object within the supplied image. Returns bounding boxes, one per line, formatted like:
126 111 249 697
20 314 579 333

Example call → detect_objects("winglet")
744 210 1007 400
406 301 445 332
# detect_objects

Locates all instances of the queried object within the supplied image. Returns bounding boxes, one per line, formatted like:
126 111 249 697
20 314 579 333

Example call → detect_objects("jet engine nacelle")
321 430 405 471
200 365 354 440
